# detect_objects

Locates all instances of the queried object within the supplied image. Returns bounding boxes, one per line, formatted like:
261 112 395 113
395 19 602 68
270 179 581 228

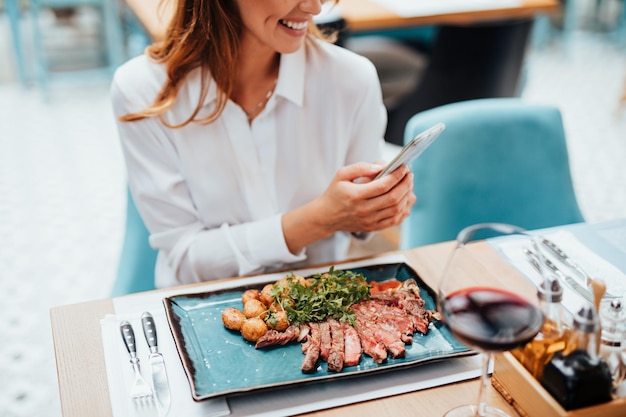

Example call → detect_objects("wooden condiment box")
492 352 626 417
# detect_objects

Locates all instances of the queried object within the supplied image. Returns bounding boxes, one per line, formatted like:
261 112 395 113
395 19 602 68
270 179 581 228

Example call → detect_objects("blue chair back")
111 188 158 296
400 98 584 249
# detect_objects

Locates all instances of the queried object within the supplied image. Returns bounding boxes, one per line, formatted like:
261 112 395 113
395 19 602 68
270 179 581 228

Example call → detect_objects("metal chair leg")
6 0 29 87
30 0 51 99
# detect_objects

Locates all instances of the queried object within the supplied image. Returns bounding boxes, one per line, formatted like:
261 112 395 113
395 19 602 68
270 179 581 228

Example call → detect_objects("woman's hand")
282 162 416 254
317 162 416 233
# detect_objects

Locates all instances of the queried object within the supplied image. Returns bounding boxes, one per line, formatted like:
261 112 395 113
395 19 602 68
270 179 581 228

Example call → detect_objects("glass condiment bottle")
513 278 567 380
540 305 613 410
600 299 626 390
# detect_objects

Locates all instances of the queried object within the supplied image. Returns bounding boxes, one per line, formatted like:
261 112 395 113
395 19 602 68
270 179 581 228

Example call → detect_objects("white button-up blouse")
111 38 387 288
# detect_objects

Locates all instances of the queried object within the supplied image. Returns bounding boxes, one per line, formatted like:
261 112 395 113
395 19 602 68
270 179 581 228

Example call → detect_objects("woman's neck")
231 50 280 122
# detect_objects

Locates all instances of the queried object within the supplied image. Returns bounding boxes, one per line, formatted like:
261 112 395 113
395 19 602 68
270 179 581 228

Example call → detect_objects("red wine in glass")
438 222 548 417
441 287 545 352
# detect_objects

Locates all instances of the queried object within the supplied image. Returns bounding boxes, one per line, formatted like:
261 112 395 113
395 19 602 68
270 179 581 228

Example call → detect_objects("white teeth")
280 20 309 30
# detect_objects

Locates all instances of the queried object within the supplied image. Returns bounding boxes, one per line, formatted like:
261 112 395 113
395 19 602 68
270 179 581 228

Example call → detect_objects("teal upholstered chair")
111 188 158 296
400 98 585 249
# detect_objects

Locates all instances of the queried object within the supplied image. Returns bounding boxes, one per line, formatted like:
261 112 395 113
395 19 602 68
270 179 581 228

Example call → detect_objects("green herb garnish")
273 267 371 326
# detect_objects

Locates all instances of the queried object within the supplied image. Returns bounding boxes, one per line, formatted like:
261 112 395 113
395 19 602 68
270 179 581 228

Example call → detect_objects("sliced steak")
370 285 431 335
343 321 362 367
301 338 320 373
298 323 311 342
354 321 387 363
319 321 332 362
255 325 299 349
327 318 345 372
302 322 321 353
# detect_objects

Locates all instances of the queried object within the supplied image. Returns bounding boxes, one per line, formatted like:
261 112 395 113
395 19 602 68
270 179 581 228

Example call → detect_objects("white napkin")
103 254 484 417
101 312 231 417
493 230 626 315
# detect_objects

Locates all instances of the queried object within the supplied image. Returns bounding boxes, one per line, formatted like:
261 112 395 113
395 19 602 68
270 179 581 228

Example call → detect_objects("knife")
141 312 171 415
541 238 591 284
524 248 594 303
541 238 618 298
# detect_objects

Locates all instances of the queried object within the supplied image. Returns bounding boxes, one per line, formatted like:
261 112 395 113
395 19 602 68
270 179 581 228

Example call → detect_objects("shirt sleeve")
111 73 305 287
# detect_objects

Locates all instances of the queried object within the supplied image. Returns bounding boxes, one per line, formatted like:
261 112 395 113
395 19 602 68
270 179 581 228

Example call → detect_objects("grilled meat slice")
369 284 432 334
302 322 321 353
255 325 299 349
298 323 310 342
327 318 345 372
353 322 387 363
301 338 320 373
319 321 332 362
343 321 362 367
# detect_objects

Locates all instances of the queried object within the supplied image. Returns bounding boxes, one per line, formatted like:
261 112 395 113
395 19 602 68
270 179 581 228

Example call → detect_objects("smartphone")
375 122 445 179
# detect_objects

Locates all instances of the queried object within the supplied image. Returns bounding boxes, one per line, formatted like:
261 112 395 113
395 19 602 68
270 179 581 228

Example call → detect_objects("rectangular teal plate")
163 262 472 401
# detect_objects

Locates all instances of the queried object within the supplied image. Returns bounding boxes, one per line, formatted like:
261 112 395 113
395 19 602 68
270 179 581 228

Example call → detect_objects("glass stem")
476 352 491 417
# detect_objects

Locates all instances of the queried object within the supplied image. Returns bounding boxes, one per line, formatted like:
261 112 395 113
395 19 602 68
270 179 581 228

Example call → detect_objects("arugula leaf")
273 268 371 326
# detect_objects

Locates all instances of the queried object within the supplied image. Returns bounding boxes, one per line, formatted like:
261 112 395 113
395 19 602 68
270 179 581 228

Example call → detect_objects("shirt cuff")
351 231 373 241
246 214 307 268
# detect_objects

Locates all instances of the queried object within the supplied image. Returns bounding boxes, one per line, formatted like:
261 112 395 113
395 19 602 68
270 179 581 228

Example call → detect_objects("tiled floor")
1 9 625 417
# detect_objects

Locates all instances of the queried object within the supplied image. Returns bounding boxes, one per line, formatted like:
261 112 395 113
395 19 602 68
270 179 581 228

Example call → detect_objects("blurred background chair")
30 0 125 90
400 98 585 249
110 188 158 296
345 32 431 111
344 25 437 112
378 21 533 146
532 0 578 52
6 0 127 93
533 0 626 50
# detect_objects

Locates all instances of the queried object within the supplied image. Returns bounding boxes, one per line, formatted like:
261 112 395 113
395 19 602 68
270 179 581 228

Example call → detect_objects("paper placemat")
102 254 484 417
491 229 626 315
371 0 521 18
101 312 231 417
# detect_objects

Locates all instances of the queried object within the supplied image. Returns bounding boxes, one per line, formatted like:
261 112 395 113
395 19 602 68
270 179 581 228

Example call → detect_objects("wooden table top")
340 0 558 31
50 240 538 417
124 0 559 42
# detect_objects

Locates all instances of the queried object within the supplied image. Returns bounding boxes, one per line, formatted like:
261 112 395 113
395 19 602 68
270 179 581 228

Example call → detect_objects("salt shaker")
600 299 626 391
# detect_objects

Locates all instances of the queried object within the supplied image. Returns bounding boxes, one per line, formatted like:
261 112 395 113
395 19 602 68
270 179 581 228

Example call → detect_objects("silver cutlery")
141 312 171 416
524 247 594 303
542 238 591 284
541 238 618 298
120 321 155 407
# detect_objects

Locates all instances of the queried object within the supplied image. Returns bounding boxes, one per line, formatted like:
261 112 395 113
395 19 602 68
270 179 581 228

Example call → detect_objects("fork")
120 321 155 407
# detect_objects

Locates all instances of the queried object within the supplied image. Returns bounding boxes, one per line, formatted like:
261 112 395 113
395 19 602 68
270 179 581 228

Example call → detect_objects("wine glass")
438 223 546 417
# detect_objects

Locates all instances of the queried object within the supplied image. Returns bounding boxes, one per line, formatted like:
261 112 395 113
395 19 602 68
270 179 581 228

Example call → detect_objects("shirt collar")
275 46 305 107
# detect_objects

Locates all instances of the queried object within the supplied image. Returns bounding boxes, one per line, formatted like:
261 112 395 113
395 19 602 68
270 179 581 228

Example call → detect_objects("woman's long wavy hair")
119 0 336 128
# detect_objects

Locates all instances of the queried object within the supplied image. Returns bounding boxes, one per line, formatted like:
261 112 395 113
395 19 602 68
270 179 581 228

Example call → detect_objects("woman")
111 0 416 288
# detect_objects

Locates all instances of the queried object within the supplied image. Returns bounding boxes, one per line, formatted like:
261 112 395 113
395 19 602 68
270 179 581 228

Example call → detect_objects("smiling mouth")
279 20 309 31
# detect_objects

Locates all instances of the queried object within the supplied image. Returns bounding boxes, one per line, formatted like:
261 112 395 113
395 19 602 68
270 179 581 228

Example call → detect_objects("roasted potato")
240 317 268 342
260 283 275 307
292 274 308 287
221 307 246 331
266 310 289 331
241 289 260 305
268 301 282 313
243 298 267 319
